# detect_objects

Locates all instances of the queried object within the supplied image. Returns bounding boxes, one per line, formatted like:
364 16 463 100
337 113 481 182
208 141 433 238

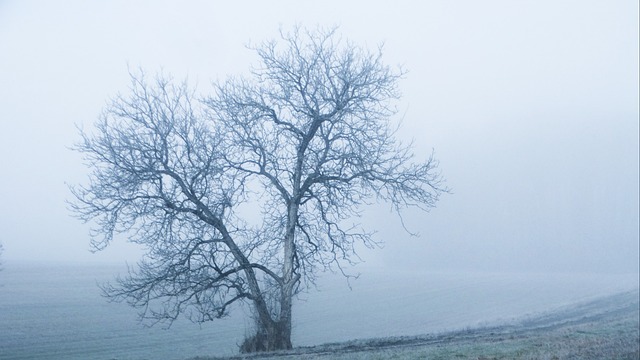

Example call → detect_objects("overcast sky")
0 1 637 274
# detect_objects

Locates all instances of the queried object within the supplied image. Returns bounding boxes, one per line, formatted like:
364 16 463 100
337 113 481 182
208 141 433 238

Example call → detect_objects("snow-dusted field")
0 263 637 360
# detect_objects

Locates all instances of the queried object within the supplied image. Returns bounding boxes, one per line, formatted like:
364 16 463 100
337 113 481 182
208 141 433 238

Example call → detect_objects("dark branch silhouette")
69 26 446 352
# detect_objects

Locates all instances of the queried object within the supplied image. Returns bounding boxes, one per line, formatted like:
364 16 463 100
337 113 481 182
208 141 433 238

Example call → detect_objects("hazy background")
0 0 638 274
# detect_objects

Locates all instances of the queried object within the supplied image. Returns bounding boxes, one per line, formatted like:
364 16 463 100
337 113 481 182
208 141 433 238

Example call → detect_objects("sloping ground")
194 289 639 360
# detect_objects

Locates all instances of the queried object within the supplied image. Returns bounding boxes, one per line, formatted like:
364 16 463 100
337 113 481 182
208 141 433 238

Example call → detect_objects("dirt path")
195 289 639 360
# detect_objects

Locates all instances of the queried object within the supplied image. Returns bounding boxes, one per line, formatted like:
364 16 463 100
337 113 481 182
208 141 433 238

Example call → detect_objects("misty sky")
0 1 637 274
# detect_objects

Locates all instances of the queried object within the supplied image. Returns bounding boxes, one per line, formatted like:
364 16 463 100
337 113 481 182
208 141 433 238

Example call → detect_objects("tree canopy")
70 26 445 352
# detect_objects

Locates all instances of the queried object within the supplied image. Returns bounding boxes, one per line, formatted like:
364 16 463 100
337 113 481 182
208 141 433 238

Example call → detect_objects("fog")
0 1 637 275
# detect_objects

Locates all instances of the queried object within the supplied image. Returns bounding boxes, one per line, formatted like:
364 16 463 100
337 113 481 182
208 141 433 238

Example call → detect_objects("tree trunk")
278 203 296 347
241 173 300 353
277 280 294 349
240 305 292 353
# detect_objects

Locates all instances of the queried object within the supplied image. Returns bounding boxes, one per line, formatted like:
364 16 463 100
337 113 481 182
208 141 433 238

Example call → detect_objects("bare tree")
70 26 446 352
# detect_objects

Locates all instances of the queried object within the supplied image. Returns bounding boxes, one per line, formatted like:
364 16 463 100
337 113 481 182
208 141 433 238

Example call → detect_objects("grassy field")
193 289 639 360
5 266 636 359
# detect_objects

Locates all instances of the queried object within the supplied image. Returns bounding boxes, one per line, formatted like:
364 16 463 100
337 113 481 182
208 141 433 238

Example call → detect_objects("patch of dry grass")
192 289 639 360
